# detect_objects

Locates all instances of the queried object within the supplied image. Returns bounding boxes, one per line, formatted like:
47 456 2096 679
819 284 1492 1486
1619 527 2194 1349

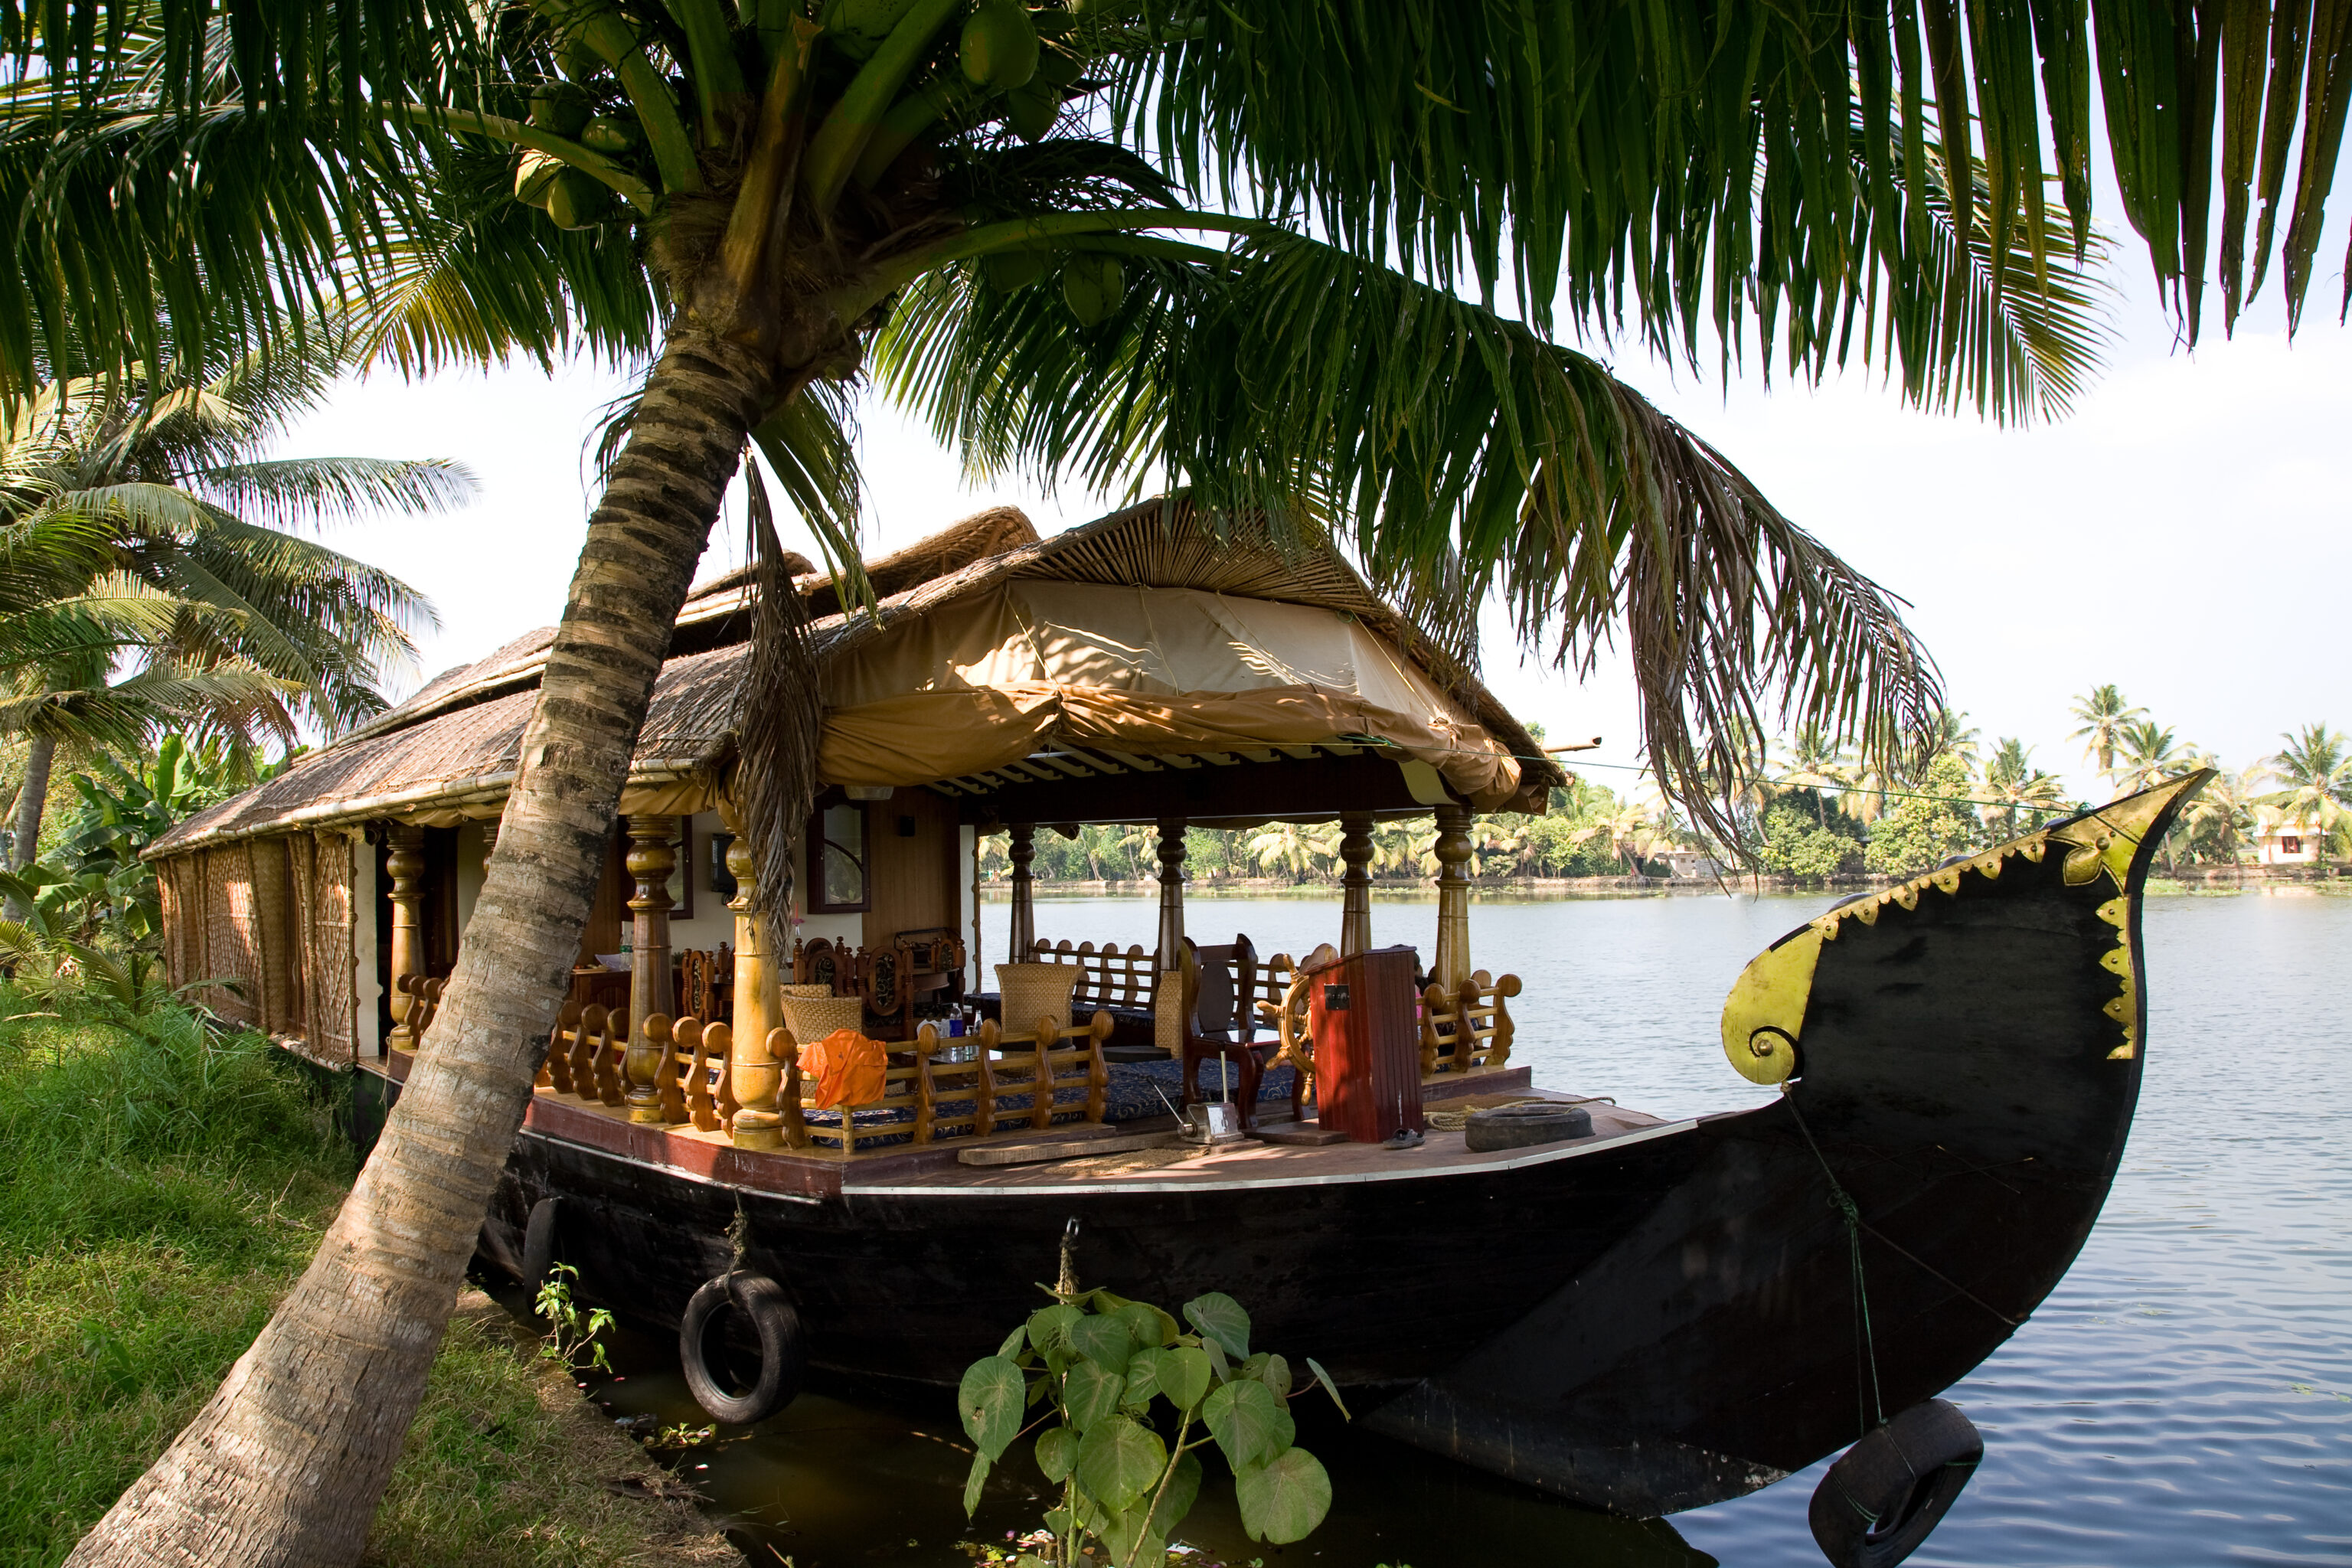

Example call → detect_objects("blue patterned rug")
1101 1060 1297 1122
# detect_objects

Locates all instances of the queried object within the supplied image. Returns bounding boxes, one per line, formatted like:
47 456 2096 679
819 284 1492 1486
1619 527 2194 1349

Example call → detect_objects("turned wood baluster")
724 832 786 1152
976 1018 1002 1138
625 1013 669 1123
571 1004 607 1099
593 1009 626 1107
625 816 677 1044
1338 809 1375 958
707 1022 740 1127
384 824 426 1050
1007 823 1037 962
772 1027 808 1148
1418 983 1449 1077
686 1021 722 1131
1430 803 1474 999
540 1000 580 1091
1030 1014 1060 1130
1084 1011 1110 1124
662 1017 695 1124
913 1024 939 1145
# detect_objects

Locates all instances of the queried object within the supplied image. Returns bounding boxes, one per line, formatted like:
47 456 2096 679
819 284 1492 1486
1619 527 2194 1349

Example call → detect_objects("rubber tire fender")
1463 1102 1594 1152
520 1197 561 1296
1808 1399 1984 1568
679 1272 806 1426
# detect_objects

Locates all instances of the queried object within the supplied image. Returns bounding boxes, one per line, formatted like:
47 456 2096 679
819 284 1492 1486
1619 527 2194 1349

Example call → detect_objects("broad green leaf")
997 1323 1028 1359
1070 1312 1135 1371
1241 1351 1292 1400
1159 1345 1212 1411
962 1449 991 1517
1061 1358 1125 1433
1028 1302 1082 1361
1117 1300 1180 1348
1201 1378 1292 1472
959 1356 1025 1459
1099 1506 1165 1568
1235 1446 1331 1544
1183 1291 1251 1358
1155 1448 1204 1530
1043 1505 1073 1538
1203 1336 1233 1386
1034 1423 1078 1483
1124 1344 1165 1406
1304 1357 1352 1419
1082 1287 1134 1312
1076 1413 1167 1512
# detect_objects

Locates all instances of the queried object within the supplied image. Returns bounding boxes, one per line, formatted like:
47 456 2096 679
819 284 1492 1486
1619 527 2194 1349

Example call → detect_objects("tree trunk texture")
67 320 775 1567
4 732 57 920
8 731 54 870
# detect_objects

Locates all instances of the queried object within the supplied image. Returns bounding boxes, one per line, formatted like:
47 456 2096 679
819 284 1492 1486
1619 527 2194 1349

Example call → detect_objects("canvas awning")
818 581 1523 806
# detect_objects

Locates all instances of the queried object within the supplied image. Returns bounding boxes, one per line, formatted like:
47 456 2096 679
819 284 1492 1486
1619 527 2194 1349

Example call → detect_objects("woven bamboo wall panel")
304 832 359 1060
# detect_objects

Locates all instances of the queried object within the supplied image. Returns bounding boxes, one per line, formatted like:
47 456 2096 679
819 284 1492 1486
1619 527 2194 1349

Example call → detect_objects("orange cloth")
800 1028 888 1109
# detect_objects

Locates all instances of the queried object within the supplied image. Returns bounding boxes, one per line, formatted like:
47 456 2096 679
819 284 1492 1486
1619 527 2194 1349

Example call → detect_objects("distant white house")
1661 848 1726 880
2258 820 2325 866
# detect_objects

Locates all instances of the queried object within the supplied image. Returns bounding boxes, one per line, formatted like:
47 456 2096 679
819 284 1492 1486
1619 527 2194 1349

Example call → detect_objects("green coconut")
961 0 1039 90
514 149 565 207
1005 79 1059 142
579 115 640 155
1060 254 1123 325
985 250 1049 292
821 0 923 59
546 168 616 230
529 82 591 137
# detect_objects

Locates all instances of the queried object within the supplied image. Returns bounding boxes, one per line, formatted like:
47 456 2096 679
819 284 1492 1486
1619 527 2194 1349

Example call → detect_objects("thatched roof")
151 501 1562 857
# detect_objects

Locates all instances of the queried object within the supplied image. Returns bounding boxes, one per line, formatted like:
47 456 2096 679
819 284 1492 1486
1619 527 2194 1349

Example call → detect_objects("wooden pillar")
1007 823 1037 962
384 823 426 1050
625 814 676 1043
726 833 786 1151
1338 809 1375 959
1430 804 1474 995
1153 817 1187 1008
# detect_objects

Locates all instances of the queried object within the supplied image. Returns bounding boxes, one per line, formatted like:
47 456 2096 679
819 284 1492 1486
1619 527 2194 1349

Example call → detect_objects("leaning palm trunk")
5 733 56 900
65 321 772 1566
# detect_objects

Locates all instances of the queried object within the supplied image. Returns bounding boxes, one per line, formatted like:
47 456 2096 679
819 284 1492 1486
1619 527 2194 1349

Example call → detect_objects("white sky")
275 238 2349 808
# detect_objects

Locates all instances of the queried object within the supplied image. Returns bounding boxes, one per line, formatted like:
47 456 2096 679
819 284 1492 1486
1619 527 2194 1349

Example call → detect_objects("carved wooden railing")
769 1010 1114 1156
1418 971 1521 1078
1023 938 1157 1012
534 998 1112 1157
394 973 447 1047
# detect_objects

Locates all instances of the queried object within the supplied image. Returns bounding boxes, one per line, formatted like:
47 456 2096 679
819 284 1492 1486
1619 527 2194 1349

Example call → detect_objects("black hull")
452 779 2198 1517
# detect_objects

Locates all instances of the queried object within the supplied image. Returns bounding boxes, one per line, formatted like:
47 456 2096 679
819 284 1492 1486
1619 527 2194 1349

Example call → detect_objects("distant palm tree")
1981 737 2067 839
2112 719 2186 796
2177 759 2258 867
2069 685 2146 780
2260 724 2352 846
1910 709 1983 782
1775 725 1850 828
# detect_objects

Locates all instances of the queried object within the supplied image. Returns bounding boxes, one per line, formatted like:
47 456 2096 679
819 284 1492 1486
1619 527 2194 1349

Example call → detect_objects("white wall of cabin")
959 823 980 989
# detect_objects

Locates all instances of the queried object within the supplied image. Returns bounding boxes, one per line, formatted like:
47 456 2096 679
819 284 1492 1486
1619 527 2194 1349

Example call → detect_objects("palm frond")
873 232 1943 840
193 456 480 533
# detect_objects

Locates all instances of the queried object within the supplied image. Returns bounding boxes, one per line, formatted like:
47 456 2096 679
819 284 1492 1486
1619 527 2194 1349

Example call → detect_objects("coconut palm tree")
2 334 454 873
1980 737 2067 840
14 4 2344 1560
1775 724 1849 826
2259 724 2352 844
2174 754 2256 867
2069 684 2146 782
2112 718 2187 797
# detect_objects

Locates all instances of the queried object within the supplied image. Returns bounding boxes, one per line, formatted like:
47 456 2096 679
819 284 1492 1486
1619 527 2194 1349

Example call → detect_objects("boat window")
810 802 870 912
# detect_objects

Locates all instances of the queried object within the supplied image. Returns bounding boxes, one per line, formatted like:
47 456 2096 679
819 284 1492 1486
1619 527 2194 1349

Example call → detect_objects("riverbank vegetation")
983 697 2351 890
0 985 729 1567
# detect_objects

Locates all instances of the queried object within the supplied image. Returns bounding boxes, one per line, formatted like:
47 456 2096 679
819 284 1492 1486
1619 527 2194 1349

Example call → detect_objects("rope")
1782 1083 1885 1437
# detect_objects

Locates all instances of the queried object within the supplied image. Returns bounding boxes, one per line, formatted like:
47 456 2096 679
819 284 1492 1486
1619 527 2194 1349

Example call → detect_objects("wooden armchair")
1181 934 1285 1125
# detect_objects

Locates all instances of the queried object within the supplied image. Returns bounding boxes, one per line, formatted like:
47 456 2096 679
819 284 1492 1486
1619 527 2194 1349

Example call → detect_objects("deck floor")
371 1050 1678 1200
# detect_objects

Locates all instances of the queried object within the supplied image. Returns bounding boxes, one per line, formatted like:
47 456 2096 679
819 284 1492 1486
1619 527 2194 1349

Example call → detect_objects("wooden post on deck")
1007 822 1037 961
725 832 786 1151
1430 803 1474 995
625 815 677 1043
1338 810 1376 958
384 823 426 1050
1153 816 1187 1008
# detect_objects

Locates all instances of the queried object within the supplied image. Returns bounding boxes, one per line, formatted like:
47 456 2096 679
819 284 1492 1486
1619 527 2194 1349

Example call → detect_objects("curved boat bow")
1364 773 2207 1514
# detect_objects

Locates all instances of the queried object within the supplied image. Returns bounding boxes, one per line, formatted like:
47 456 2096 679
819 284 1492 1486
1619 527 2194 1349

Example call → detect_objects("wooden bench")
1023 938 1158 1013
769 1010 1114 1155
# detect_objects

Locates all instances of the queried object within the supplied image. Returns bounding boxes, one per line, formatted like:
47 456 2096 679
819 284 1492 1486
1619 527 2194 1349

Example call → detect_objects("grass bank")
0 986 732 1568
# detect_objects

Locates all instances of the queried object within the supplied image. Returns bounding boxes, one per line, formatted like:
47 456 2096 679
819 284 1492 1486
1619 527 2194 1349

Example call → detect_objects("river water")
577 888 2352 1567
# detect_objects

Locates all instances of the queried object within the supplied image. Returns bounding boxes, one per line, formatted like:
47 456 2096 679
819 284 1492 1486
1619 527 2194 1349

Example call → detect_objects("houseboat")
146 499 2201 1541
